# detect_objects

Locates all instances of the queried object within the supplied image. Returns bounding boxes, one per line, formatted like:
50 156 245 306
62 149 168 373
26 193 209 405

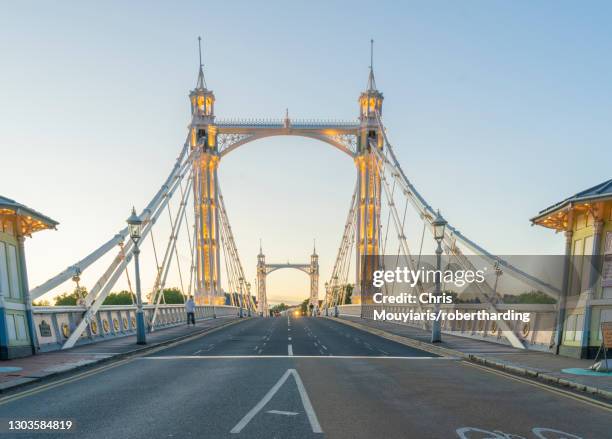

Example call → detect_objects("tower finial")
366 38 377 91
198 36 203 69
259 238 262 254
195 36 207 89
313 238 316 254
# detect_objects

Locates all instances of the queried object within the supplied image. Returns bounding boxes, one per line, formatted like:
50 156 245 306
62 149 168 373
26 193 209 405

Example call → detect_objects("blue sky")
1 1 610 304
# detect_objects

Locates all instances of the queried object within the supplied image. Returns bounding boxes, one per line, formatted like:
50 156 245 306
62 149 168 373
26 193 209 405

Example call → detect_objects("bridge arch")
218 131 357 158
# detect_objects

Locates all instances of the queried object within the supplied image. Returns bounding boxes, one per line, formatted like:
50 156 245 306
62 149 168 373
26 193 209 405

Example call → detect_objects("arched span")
219 131 357 158
265 263 311 276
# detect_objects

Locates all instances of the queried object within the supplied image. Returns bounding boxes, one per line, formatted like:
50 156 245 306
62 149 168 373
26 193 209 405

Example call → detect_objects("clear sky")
1 1 610 305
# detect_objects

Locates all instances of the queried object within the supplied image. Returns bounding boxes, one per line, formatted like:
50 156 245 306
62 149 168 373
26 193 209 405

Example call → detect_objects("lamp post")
246 282 252 317
127 207 146 345
324 282 329 316
238 277 244 318
431 210 447 343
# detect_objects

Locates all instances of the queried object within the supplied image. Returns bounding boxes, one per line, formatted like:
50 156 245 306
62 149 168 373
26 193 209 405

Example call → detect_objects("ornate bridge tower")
185 39 383 307
354 41 384 304
255 243 320 316
190 38 221 305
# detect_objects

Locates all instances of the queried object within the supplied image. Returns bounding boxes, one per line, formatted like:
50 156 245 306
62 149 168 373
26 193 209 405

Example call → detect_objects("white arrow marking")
230 368 322 434
266 410 299 416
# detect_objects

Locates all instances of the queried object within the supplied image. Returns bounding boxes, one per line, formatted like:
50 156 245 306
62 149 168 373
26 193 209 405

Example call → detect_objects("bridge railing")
32 305 240 352
216 118 360 129
334 304 556 351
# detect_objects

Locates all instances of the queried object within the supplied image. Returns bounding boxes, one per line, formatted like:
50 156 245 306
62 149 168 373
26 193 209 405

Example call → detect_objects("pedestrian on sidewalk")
185 296 196 326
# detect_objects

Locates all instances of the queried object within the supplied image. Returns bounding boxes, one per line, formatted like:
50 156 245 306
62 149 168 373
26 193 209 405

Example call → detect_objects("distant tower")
309 240 319 308
190 37 221 305
354 39 383 304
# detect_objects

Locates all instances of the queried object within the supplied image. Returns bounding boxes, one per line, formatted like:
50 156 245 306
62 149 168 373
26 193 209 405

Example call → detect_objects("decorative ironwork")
328 133 358 154
217 133 254 153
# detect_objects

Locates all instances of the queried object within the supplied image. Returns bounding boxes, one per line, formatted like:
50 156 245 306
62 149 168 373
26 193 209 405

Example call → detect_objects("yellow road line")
462 361 612 412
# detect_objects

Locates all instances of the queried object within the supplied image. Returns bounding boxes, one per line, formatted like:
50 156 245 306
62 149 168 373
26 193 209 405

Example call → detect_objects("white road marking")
230 369 322 434
288 344 293 356
267 410 298 416
61 352 120 355
140 355 453 360
288 336 292 341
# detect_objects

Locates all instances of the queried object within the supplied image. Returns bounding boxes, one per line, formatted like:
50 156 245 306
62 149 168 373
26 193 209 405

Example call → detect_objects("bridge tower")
309 243 319 308
354 40 384 303
256 243 267 316
190 37 221 305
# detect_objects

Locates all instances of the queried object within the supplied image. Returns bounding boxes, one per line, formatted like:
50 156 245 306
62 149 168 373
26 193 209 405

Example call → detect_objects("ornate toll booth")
0 196 57 359
531 179 612 358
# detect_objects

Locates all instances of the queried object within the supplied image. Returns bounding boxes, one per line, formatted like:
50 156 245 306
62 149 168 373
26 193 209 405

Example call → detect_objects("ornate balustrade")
32 305 240 352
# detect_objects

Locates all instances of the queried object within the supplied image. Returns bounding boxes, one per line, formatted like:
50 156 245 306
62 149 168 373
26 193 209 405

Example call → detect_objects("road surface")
0 316 609 438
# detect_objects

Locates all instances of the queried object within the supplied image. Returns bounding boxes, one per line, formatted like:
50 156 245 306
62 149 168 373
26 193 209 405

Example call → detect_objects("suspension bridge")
26 39 559 352
2 42 608 439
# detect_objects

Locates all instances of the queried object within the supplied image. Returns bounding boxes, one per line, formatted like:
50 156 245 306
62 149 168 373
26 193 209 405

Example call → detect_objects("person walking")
185 296 196 326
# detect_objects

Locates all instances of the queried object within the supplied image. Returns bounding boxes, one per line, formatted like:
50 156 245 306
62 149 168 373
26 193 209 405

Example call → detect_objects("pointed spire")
313 238 317 255
367 38 377 91
196 36 207 90
259 238 263 255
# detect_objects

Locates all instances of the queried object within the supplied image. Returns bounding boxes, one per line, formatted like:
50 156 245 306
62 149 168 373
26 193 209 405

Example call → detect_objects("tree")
103 290 135 305
343 284 353 304
502 291 556 304
270 303 289 313
32 299 50 306
146 287 185 304
299 298 309 315
54 287 87 306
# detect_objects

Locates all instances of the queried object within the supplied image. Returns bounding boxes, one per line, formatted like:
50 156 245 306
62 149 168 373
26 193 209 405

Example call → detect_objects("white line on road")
288 336 292 341
139 355 455 360
230 369 322 434
266 410 298 416
288 344 293 356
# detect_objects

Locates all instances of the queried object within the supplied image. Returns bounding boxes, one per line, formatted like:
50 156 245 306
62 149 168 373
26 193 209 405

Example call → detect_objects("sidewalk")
333 315 612 401
0 316 243 393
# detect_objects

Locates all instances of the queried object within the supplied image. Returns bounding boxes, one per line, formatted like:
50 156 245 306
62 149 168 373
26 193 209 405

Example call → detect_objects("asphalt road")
0 316 610 439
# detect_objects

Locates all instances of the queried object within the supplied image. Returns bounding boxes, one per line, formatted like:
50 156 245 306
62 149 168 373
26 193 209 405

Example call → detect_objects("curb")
328 316 612 403
0 317 248 395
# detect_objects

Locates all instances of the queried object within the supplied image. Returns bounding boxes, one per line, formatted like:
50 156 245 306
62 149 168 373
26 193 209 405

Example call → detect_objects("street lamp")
238 277 244 318
246 282 252 317
324 282 329 316
127 207 146 345
431 210 447 343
